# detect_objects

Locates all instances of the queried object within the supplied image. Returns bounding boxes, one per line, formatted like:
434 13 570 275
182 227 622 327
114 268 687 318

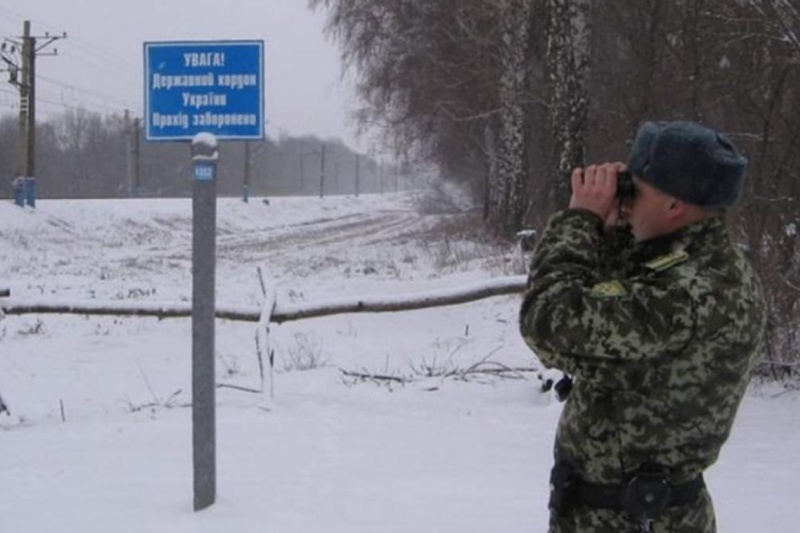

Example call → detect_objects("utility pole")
1 21 66 206
133 117 140 195
21 21 34 186
354 153 360 197
243 141 251 202
125 110 132 195
124 110 141 196
319 143 326 198
299 153 305 192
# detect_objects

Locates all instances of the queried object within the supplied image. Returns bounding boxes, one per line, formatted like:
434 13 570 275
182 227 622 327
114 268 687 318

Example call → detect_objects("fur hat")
627 121 748 208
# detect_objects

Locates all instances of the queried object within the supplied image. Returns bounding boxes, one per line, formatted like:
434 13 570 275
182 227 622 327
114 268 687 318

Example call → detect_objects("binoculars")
616 170 635 200
571 169 636 200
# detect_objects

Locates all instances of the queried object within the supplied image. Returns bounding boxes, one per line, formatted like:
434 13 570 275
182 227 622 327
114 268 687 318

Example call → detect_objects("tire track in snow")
215 211 431 263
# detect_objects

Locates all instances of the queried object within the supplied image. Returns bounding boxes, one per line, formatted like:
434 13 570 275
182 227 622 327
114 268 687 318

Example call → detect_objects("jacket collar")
629 217 729 265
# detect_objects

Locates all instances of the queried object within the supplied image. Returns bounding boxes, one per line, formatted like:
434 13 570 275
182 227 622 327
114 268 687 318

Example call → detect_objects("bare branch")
0 275 527 324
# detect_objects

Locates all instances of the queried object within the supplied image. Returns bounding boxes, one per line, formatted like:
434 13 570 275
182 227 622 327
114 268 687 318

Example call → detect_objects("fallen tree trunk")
0 275 528 324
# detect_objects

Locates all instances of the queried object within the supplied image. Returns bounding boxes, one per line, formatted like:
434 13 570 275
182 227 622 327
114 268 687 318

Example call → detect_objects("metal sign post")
143 39 264 512
191 132 219 512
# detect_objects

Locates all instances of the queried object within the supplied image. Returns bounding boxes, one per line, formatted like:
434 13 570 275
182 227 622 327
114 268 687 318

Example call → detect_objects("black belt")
575 473 705 511
550 463 706 531
549 462 706 523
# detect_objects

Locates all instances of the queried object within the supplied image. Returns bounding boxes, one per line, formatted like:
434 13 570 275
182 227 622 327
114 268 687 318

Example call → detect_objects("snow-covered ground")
0 193 797 533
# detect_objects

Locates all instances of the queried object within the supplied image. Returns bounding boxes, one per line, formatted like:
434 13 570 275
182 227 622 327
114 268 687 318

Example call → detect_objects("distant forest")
0 110 414 199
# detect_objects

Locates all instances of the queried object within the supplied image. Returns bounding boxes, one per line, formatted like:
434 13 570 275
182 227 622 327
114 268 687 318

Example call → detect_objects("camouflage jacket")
519 209 765 485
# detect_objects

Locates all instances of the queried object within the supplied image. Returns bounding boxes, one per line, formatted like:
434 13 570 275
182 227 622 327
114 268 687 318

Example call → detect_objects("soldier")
519 121 765 533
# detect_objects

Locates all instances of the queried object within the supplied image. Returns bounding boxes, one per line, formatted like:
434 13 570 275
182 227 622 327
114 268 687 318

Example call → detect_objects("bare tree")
748 0 800 54
490 0 533 236
545 0 592 209
311 0 540 235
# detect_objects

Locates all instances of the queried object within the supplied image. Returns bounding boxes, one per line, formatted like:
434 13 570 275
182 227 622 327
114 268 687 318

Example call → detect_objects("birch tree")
309 0 497 186
545 0 591 209
310 0 540 236
489 0 533 237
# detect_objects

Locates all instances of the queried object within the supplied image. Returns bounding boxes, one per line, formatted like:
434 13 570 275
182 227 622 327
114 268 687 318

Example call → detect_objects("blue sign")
145 40 264 141
193 163 216 181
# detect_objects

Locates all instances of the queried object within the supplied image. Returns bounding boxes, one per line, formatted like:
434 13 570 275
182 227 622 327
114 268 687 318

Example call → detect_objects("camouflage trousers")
548 488 716 533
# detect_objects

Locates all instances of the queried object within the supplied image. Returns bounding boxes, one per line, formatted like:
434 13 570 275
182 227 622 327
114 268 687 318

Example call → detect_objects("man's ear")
666 198 685 219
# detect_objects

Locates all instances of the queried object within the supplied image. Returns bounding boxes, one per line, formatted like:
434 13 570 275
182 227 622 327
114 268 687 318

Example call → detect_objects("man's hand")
568 162 624 221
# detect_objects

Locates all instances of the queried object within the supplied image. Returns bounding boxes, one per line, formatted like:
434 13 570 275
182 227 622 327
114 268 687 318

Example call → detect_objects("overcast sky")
0 1 363 148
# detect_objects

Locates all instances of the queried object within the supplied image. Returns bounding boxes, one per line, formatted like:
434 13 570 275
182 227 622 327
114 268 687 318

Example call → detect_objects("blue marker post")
24 177 36 208
11 177 25 207
191 132 219 512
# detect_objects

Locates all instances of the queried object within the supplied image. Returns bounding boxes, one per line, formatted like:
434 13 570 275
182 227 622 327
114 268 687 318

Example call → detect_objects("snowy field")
0 192 797 533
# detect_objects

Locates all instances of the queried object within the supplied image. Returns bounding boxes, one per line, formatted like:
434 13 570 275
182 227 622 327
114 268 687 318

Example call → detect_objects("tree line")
0 109 407 199
311 0 800 374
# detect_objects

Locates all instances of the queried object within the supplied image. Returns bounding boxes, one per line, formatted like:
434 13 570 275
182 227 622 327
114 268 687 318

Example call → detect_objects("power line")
35 37 137 88
37 73 137 109
0 6 139 92
4 77 132 118
0 86 17 110
0 6 65 40
68 35 139 73
2 5 138 73
0 10 152 127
